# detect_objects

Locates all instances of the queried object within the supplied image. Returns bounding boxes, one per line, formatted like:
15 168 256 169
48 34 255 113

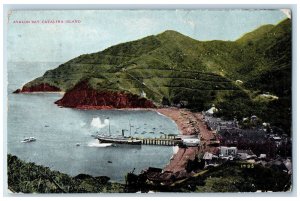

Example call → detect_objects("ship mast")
107 117 111 136
129 120 131 136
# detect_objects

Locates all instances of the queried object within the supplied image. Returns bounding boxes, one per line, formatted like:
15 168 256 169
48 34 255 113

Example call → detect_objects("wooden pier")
136 134 182 146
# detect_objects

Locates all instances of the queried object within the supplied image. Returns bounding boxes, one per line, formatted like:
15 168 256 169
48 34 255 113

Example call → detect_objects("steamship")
97 120 142 145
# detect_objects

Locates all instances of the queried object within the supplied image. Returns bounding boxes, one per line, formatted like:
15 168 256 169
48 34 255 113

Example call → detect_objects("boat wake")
88 140 112 148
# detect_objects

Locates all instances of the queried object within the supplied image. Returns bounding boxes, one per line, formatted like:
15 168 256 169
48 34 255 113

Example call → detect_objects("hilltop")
16 18 292 133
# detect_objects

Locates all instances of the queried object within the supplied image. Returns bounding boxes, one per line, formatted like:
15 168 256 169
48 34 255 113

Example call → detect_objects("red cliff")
55 81 156 109
14 83 61 93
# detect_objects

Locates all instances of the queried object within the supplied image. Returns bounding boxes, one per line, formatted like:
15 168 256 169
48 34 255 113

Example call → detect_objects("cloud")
120 17 159 36
280 9 291 19
175 10 196 33
185 19 196 29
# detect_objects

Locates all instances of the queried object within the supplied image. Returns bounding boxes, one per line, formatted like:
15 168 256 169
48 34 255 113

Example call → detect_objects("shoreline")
154 108 202 173
154 108 200 136
152 107 218 174
16 91 65 95
12 90 214 178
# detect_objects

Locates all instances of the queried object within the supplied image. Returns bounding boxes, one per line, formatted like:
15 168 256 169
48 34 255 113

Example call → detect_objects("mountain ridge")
15 18 292 133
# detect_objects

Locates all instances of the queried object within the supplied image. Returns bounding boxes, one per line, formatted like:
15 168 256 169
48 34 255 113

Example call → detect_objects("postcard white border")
1 1 299 200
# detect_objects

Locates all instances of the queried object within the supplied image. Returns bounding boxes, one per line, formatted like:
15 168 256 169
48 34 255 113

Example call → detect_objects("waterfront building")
220 146 237 157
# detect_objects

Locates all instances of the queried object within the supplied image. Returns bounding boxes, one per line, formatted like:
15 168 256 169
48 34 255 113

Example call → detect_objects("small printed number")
240 163 254 168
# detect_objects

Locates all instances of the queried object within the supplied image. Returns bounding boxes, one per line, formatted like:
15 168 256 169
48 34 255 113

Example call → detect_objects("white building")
235 80 243 84
259 154 267 159
182 138 200 147
140 90 146 98
220 146 237 157
205 104 218 115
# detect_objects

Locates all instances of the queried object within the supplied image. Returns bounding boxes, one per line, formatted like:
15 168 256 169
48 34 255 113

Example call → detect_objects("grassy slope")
23 19 291 132
7 154 124 193
216 19 291 132
25 30 242 105
7 154 291 193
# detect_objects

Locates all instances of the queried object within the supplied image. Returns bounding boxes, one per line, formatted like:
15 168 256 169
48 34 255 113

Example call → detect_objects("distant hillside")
236 24 275 44
17 18 292 133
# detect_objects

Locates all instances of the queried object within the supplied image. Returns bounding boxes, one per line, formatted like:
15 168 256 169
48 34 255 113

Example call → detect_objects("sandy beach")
154 107 217 174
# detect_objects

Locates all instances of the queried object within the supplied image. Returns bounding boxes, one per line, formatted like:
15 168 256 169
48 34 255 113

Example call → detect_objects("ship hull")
97 137 142 145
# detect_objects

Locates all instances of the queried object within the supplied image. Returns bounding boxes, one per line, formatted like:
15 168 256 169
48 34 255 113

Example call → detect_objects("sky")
7 9 288 62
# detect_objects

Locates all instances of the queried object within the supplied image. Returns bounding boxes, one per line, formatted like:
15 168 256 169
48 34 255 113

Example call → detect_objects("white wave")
155 111 168 118
90 117 109 128
88 141 112 148
80 122 86 127
173 145 179 154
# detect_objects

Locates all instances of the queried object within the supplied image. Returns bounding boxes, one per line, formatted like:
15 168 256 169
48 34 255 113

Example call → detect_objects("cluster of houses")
201 146 292 175
131 106 292 187
200 107 292 174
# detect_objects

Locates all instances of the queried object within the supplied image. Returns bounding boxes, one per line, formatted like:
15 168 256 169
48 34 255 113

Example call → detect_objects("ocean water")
7 62 179 182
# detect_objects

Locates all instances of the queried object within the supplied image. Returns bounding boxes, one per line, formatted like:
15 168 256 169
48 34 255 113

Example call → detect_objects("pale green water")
7 62 180 182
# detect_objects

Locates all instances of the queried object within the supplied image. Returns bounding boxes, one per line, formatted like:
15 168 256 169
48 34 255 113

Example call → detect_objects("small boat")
159 132 165 134
21 137 36 143
76 143 80 146
107 161 112 163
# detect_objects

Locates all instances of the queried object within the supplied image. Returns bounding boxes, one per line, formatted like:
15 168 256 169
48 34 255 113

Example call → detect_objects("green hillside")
236 24 275 44
22 18 292 133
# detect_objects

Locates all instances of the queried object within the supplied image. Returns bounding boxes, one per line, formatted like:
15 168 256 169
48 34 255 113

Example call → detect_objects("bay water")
7 62 179 182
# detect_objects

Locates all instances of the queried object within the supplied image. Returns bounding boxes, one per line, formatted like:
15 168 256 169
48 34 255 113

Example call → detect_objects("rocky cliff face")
13 83 61 93
55 81 156 109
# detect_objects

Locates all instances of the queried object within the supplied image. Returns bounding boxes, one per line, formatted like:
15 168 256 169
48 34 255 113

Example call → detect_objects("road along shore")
154 108 218 175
